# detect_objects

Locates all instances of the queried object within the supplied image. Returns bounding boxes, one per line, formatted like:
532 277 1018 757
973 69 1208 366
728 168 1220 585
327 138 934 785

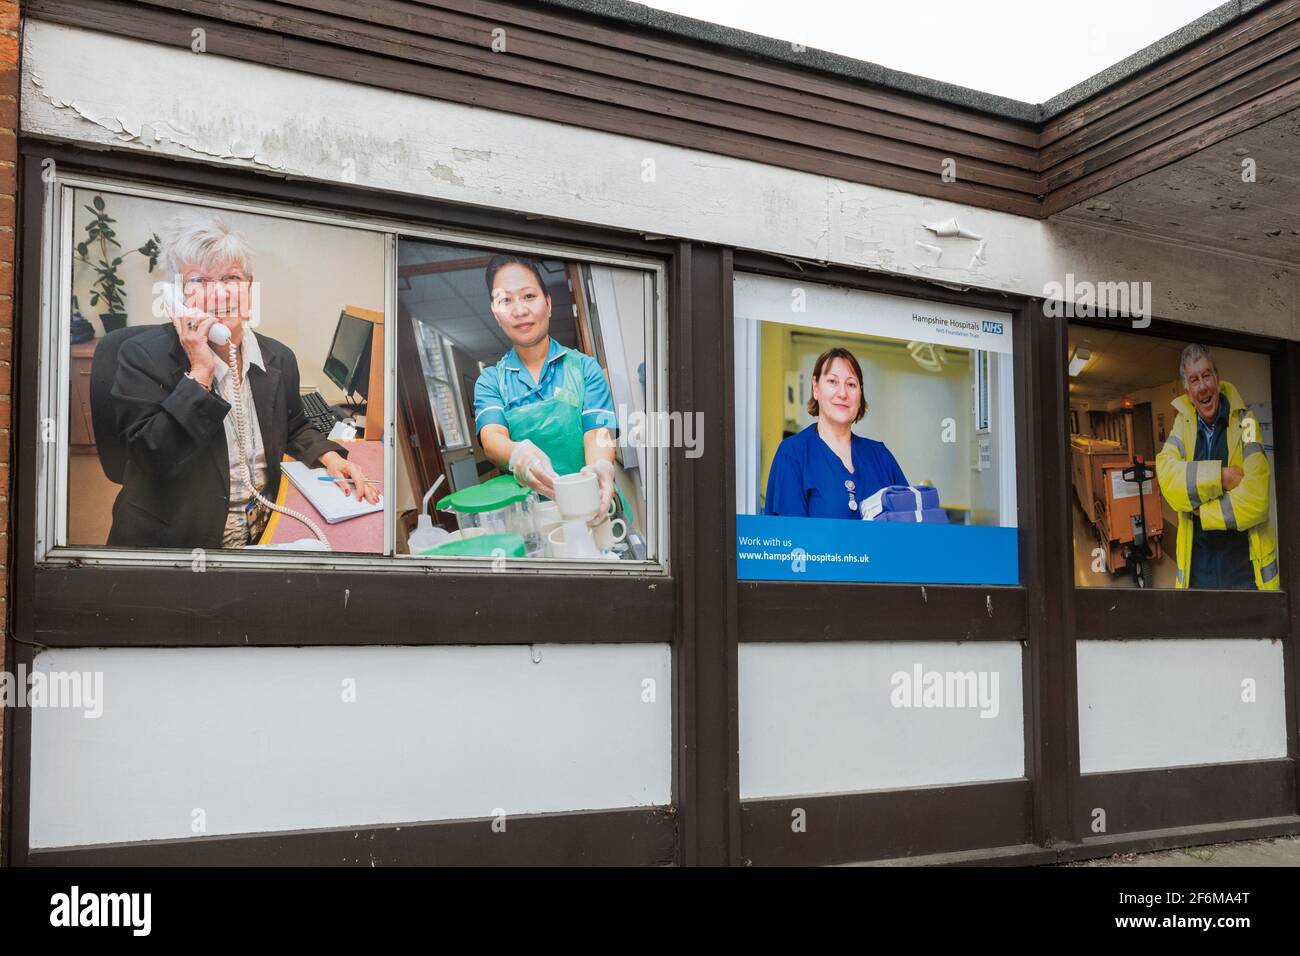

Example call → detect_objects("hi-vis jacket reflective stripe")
1154 380 1279 590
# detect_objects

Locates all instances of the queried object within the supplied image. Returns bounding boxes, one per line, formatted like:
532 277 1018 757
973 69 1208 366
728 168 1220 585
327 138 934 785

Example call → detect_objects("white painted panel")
23 22 1298 341
29 644 671 848
1077 638 1287 773
739 642 1024 798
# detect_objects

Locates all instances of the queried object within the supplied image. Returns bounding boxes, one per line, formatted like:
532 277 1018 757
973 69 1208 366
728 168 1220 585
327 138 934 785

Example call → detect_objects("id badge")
244 497 269 544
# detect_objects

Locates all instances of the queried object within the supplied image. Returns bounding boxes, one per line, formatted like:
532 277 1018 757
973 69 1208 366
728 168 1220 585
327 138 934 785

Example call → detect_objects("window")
51 181 389 558
1067 323 1280 591
416 324 470 452
394 236 665 568
37 175 667 574
733 272 1018 585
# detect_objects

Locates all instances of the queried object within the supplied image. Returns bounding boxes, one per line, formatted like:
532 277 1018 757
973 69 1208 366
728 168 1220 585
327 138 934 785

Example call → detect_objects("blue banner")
736 514 1019 585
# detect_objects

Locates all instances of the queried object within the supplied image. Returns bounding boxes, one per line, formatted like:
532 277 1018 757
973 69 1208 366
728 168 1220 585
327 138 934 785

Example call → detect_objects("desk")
259 440 385 553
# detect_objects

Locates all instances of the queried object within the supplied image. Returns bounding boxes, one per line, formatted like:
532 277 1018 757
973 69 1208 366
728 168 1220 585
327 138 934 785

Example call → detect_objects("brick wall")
0 0 17 831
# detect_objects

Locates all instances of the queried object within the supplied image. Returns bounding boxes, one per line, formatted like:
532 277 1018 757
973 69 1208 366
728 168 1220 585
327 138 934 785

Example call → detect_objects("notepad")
282 461 384 524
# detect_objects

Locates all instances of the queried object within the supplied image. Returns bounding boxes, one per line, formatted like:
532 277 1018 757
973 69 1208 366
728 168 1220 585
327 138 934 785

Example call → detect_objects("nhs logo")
981 320 1004 335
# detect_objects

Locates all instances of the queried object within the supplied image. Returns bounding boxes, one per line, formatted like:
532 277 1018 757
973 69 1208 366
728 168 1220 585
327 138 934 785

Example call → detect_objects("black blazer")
106 324 345 549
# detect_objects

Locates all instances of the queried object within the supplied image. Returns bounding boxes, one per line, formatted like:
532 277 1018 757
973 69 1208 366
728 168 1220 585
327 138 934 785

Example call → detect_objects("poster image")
733 273 1018 585
1068 325 1279 590
395 238 658 565
65 189 387 554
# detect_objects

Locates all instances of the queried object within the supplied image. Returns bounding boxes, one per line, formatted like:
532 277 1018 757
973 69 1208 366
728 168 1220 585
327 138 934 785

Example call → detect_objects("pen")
318 476 383 486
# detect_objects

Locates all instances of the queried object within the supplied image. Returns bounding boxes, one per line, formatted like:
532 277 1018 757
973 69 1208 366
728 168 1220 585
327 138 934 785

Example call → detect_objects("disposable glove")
508 439 557 497
581 458 616 527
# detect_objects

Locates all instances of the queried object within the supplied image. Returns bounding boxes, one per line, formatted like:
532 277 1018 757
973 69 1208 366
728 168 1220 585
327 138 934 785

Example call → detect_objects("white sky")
639 0 1226 103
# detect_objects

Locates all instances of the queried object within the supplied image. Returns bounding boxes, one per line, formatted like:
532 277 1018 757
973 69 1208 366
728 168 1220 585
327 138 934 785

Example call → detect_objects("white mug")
592 517 628 551
546 525 565 558
552 471 599 520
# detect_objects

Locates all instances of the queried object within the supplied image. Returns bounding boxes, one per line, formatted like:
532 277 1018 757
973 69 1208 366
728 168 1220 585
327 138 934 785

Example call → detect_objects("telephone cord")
226 342 330 546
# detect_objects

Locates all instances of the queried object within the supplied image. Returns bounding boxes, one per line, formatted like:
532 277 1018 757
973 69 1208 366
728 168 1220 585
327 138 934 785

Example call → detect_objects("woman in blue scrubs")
473 254 619 523
764 347 907 519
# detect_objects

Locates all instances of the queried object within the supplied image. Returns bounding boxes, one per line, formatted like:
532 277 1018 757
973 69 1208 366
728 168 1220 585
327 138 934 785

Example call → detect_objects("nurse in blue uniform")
473 254 619 523
764 347 907 519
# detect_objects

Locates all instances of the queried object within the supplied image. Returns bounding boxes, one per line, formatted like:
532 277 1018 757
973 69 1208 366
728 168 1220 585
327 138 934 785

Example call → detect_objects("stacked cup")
548 472 607 559
592 499 628 551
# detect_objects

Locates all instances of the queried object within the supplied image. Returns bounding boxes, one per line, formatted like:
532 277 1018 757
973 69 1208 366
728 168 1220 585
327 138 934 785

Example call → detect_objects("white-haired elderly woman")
107 213 378 550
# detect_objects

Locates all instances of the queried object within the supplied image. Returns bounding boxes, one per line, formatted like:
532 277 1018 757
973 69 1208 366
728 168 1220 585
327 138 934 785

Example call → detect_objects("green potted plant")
73 194 160 334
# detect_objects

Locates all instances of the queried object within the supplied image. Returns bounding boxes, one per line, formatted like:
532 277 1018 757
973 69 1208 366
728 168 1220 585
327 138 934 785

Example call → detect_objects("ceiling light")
1068 347 1091 377
907 340 946 372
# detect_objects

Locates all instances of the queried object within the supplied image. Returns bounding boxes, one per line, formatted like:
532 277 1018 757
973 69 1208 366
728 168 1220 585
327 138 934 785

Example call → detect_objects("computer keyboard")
300 390 338 436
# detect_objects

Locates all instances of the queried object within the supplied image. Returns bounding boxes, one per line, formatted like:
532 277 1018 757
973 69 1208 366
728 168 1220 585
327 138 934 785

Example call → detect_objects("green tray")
422 532 527 558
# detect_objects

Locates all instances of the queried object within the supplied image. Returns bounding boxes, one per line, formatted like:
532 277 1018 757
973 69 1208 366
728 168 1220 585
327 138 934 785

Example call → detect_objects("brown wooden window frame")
730 252 1035 644
15 147 682 651
1063 313 1293 639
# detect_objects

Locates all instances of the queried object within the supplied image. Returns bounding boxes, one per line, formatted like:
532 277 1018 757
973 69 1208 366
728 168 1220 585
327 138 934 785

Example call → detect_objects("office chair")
88 325 152 484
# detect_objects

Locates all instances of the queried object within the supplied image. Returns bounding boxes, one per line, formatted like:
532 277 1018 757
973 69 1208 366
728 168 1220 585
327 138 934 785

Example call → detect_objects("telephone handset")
165 283 328 546
164 283 231 346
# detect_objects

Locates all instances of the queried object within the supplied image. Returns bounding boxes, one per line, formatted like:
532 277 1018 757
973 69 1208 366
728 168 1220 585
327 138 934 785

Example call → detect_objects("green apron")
500 348 587 478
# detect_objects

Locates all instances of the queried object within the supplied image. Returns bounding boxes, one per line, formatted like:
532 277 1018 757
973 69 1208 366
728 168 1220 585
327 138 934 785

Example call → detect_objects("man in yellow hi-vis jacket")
1155 344 1279 590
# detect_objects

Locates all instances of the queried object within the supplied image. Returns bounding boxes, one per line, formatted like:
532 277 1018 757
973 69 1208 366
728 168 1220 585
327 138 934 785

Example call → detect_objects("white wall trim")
22 21 1299 341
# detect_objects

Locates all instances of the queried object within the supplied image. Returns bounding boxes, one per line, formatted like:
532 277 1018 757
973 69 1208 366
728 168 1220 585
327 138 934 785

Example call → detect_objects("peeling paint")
427 161 466 186
842 235 890 264
28 72 290 172
923 216 982 240
914 240 943 262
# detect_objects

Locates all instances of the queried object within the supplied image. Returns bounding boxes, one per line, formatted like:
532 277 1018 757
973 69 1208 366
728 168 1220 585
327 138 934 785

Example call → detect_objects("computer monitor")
323 309 374 400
